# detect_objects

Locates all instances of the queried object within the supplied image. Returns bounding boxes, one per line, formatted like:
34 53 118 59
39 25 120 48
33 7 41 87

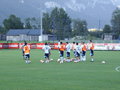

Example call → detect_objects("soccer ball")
50 59 53 61
28 60 31 63
40 60 44 63
25 60 31 64
101 61 106 64
57 59 60 62
60 60 63 64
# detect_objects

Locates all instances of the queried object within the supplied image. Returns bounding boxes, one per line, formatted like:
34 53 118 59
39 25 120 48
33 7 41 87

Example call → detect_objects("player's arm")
42 46 45 52
49 46 51 55
58 45 60 51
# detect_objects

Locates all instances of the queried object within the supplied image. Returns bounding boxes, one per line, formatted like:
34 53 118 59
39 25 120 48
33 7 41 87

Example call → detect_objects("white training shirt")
75 45 81 53
72 44 76 50
88 43 92 50
66 44 71 52
81 44 84 50
42 45 51 54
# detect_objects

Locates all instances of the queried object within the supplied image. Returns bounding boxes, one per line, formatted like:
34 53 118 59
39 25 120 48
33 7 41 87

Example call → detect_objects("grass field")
0 49 120 90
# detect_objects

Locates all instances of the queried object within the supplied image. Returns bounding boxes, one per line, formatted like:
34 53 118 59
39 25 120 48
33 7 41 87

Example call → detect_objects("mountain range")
0 0 120 28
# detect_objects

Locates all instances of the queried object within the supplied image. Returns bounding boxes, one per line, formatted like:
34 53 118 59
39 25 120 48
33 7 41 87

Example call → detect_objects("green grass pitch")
0 49 120 90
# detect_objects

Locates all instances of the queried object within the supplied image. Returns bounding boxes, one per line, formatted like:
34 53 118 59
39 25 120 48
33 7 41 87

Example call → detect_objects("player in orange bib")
88 40 94 62
23 42 31 64
81 42 87 61
58 42 65 63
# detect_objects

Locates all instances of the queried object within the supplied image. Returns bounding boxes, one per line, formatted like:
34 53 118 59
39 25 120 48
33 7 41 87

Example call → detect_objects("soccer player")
72 42 76 57
74 42 81 63
23 42 31 64
88 40 94 62
58 42 65 63
65 42 71 62
42 42 51 63
81 42 87 61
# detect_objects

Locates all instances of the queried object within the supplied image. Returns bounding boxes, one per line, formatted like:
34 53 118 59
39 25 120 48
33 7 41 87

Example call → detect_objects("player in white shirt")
74 42 81 63
42 42 51 63
65 42 72 62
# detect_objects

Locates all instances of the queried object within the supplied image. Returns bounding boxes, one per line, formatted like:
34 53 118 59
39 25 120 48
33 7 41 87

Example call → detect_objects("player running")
23 42 31 64
88 40 94 62
65 42 72 62
81 42 87 61
58 42 65 63
74 42 81 63
42 42 51 63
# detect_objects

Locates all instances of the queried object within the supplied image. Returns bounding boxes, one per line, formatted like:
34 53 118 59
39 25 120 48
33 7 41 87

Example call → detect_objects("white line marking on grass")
115 66 120 72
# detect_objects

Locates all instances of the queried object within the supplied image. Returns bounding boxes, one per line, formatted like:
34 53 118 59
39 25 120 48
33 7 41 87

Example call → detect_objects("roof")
6 29 41 36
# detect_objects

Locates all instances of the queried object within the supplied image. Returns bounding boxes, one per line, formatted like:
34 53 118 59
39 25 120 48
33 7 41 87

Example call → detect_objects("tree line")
0 7 120 39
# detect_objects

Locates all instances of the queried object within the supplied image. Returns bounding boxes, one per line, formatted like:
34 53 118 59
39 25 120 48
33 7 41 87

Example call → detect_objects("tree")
24 17 40 29
31 17 40 29
24 18 32 29
103 24 111 33
3 14 23 30
42 12 51 34
72 19 88 36
0 26 6 34
111 8 120 38
50 7 72 40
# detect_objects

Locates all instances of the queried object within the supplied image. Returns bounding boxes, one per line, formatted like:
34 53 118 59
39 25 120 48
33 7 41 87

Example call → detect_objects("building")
102 33 114 40
88 28 103 32
6 29 56 41
0 34 6 40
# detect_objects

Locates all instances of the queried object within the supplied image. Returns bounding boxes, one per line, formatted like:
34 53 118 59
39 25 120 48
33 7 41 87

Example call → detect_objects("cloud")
117 5 120 8
45 1 61 8
66 0 86 12
44 1 66 11
20 0 24 4
91 0 98 8
111 0 120 5
88 0 120 8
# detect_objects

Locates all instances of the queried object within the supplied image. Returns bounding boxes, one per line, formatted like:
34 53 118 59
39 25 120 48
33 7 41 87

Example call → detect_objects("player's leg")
77 53 80 62
45 53 49 63
66 52 71 62
82 51 86 61
27 54 31 63
74 51 78 62
24 54 28 63
74 52 80 62
73 50 76 58
81 51 83 61
24 54 30 64
60 51 64 63
57 51 62 62
90 50 94 62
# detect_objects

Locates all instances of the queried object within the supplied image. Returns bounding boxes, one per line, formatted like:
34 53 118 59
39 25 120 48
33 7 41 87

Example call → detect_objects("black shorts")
76 52 80 57
25 54 30 58
82 51 86 56
66 52 70 57
44 53 49 58
73 50 76 56
60 51 64 57
90 50 94 56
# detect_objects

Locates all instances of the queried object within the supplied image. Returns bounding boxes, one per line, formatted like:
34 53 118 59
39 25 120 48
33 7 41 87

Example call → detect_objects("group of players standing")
56 40 94 63
22 40 94 64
